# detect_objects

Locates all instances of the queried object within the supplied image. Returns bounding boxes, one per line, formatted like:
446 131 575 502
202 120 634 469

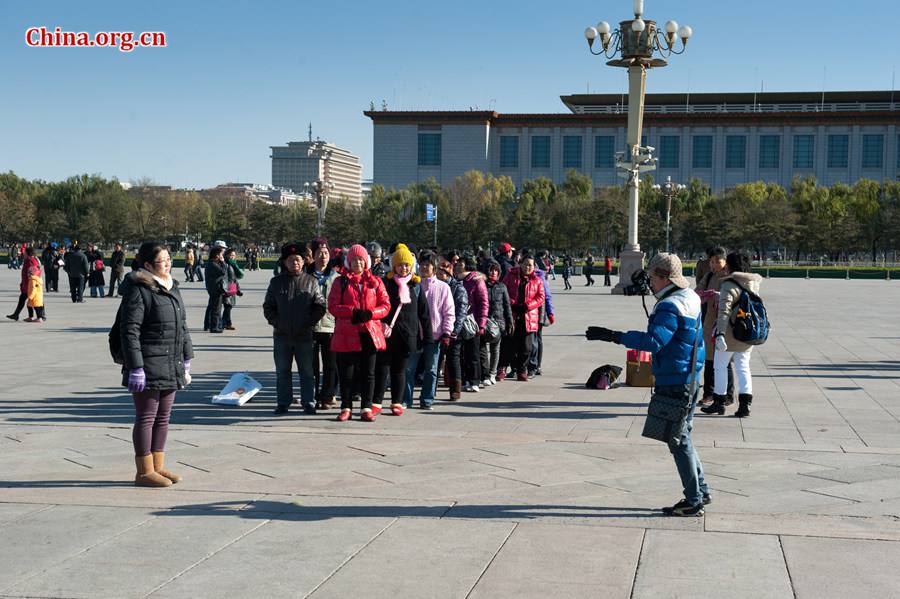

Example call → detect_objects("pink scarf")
395 274 412 304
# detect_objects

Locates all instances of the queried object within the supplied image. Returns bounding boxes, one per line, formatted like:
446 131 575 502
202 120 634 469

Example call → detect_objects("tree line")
1 170 899 261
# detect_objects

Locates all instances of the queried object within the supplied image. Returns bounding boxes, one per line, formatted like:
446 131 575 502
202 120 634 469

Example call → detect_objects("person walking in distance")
584 252 595 286
64 243 89 303
118 242 194 487
604 255 613 287
108 242 126 297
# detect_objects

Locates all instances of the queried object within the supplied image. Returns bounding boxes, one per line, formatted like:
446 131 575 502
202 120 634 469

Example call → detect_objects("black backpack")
730 282 770 345
109 286 151 364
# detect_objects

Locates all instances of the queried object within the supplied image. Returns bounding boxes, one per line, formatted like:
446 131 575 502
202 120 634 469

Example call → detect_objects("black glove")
352 308 373 324
512 303 526 315
585 326 622 343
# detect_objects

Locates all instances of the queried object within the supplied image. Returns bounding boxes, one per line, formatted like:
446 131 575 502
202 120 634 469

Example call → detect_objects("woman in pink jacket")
404 249 456 410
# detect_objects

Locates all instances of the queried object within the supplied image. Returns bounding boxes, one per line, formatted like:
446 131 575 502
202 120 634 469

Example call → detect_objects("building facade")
270 140 364 206
366 91 899 192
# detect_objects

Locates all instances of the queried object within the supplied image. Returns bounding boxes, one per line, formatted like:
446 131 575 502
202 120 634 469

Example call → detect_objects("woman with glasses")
118 242 193 487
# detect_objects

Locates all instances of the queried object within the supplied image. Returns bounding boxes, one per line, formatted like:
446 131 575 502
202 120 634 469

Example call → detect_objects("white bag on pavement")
211 373 262 406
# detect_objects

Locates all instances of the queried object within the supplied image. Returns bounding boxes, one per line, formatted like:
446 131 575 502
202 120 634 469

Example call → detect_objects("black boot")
734 394 752 418
700 394 727 415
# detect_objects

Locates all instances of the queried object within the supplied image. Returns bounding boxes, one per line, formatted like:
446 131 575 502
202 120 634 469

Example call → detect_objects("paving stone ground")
1 266 899 598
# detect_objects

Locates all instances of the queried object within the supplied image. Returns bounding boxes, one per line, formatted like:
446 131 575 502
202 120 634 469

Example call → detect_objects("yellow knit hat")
391 243 415 269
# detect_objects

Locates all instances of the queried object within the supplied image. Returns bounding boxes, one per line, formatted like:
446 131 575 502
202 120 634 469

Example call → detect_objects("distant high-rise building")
270 140 363 206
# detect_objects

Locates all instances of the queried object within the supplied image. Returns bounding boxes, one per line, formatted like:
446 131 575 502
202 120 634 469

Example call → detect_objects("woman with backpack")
118 241 194 487
703 252 763 418
88 244 106 298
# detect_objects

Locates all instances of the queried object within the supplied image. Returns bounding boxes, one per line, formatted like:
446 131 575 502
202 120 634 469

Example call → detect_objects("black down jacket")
262 271 327 339
382 275 432 355
119 270 194 390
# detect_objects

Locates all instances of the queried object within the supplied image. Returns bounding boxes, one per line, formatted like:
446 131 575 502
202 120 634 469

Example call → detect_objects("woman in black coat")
372 244 432 416
119 242 194 487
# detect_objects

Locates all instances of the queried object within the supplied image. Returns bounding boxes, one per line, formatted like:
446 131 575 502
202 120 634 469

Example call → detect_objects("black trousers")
338 334 378 411
10 292 27 318
528 324 544 373
500 318 535 375
374 340 411 406
46 268 59 291
444 338 462 382
461 335 481 384
604 273 611 286
313 332 337 401
205 293 223 332
584 268 594 285
68 276 84 302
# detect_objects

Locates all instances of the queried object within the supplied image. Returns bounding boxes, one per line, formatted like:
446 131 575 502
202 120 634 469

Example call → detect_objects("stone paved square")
1 268 899 598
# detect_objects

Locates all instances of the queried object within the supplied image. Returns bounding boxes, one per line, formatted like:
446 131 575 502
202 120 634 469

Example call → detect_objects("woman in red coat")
328 244 391 422
499 254 546 381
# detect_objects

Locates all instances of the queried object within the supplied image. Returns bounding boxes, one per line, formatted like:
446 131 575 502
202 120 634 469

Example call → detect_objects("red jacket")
503 267 546 333
328 270 391 352
20 256 40 294
605 257 612 273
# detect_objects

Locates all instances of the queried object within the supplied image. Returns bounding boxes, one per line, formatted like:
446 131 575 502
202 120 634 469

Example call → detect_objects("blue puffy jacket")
619 286 705 386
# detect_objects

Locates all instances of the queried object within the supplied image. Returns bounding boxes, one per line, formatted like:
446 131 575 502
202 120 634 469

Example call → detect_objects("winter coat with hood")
716 272 764 353
263 270 327 340
328 269 391 352
502 266 546 333
619 285 705 387
446 276 470 338
485 262 513 332
461 271 489 329
382 272 433 354
118 269 194 391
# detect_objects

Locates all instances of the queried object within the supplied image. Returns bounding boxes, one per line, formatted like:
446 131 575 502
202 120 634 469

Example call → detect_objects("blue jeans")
404 342 440 408
665 385 709 506
273 336 315 408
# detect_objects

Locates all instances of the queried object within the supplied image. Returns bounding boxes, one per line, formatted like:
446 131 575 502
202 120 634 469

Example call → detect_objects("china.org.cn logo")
26 27 167 53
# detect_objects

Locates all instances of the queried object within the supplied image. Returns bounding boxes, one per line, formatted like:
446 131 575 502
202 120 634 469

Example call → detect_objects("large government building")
270 140 364 206
365 91 899 192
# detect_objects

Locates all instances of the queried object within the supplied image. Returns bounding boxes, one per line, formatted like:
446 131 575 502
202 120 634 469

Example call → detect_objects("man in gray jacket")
263 242 327 415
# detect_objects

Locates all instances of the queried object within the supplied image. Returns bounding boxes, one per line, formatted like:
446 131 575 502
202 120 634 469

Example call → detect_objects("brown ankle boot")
152 451 182 483
135 455 172 487
449 379 462 401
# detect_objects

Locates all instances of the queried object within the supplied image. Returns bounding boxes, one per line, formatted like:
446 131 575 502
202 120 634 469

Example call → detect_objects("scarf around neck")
395 274 412 304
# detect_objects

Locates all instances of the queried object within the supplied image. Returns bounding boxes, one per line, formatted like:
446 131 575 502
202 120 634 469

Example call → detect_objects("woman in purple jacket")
455 255 488 392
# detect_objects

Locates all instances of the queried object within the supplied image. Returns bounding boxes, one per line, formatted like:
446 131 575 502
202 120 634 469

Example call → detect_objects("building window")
726 136 746 168
499 136 519 168
692 135 713 168
827 135 849 168
659 136 679 168
418 133 441 167
563 136 582 168
862 134 884 168
594 136 615 168
759 135 780 169
531 136 551 168
793 135 814 169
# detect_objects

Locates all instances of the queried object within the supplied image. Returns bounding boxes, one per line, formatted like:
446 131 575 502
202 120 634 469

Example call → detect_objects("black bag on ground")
641 318 702 444
585 364 623 389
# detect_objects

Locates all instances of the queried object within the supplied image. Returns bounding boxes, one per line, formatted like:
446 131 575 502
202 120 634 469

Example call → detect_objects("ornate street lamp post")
584 0 692 293
304 180 335 235
653 176 686 253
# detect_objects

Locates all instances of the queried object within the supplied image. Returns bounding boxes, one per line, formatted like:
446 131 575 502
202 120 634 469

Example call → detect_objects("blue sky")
1 1 897 188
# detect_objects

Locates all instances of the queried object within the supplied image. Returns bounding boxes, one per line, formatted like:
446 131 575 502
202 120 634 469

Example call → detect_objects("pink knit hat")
344 244 371 270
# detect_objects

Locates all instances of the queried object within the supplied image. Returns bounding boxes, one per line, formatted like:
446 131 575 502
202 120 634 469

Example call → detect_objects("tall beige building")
270 140 363 207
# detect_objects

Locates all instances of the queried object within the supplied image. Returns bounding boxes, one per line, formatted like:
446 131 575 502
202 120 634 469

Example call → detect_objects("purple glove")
184 359 192 373
128 368 146 393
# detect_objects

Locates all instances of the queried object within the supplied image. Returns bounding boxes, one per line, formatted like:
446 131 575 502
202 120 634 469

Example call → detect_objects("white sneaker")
470 383 480 393
481 379 492 387
462 383 474 392
489 375 497 385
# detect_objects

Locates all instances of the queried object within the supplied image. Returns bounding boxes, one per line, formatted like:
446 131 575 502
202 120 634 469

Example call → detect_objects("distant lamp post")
653 176 686 253
584 0 692 293
304 180 335 235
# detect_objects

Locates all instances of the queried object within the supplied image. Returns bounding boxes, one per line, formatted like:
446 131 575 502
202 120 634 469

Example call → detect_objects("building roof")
561 90 897 110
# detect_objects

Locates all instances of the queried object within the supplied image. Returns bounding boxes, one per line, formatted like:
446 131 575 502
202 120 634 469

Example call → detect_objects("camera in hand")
623 269 651 296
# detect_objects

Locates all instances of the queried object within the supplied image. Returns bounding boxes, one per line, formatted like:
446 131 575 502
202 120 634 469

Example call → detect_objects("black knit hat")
280 242 303 260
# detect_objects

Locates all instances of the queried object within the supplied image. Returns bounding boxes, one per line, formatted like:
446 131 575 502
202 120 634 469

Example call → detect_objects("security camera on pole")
584 0 692 294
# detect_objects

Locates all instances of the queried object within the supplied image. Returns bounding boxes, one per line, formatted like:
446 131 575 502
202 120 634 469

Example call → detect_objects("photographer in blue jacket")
586 253 710 517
